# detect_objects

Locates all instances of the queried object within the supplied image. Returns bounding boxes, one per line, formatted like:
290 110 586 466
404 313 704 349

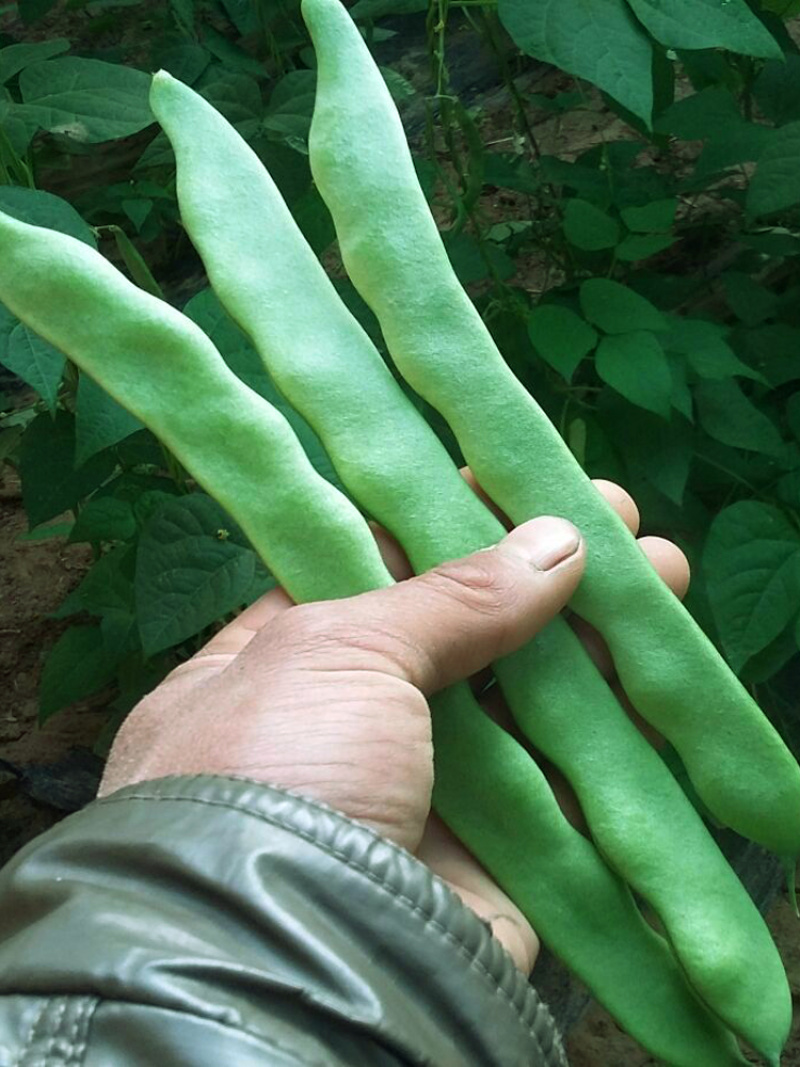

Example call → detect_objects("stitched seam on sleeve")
99 789 545 1055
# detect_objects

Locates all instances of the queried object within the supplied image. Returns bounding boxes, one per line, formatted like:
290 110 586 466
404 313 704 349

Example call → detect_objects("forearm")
0 775 565 1066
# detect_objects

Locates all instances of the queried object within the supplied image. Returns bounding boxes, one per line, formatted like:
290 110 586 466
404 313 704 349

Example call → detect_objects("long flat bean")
301 0 800 865
150 72 790 1061
0 208 747 1066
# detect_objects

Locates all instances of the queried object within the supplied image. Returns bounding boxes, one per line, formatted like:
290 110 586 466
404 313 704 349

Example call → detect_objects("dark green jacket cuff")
0 774 567 1065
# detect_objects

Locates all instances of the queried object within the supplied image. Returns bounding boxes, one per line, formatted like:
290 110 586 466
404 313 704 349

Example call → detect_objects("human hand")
99 477 689 974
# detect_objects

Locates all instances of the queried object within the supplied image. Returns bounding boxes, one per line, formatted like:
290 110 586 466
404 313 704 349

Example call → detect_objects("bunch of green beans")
0 209 748 1066
300 0 800 863
149 70 790 1063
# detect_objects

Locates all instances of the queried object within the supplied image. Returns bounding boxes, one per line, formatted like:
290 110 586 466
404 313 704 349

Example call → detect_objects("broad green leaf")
264 70 316 146
693 123 776 182
615 234 676 261
668 353 693 420
655 87 742 140
75 374 143 466
734 324 800 386
136 494 258 655
528 304 599 382
620 199 677 232
663 317 763 381
55 545 136 619
606 401 692 503
595 331 673 416
381 67 416 103
626 0 781 57
16 521 72 542
748 122 800 217
16 57 153 144
219 0 260 33
0 186 95 245
1 324 64 411
151 39 210 86
69 497 136 545
202 25 267 79
18 0 58 22
170 0 196 36
122 198 153 233
704 501 800 671
19 411 115 529
721 271 778 326
349 0 427 16
200 71 261 124
563 199 620 251
761 0 800 15
0 38 69 84
754 56 800 126
39 624 117 722
444 232 515 285
787 392 800 443
580 278 667 334
695 379 783 454
292 186 337 257
497 0 654 125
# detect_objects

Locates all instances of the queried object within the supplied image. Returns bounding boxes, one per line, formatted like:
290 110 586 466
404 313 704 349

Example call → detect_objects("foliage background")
1 0 800 770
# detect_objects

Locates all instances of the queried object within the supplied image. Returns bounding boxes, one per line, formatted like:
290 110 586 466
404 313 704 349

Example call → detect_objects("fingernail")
504 517 581 571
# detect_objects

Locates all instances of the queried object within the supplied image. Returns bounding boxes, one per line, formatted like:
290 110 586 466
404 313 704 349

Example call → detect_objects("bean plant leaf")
39 624 118 723
615 234 675 261
625 0 781 57
136 494 260 656
721 272 778 326
695 379 783 454
75 374 143 467
497 0 654 125
595 331 673 417
748 122 800 217
620 199 677 232
663 317 763 381
754 56 800 126
69 497 136 545
0 39 70 84
19 411 115 529
55 545 136 620
580 278 667 334
735 324 800 386
704 501 800 671
528 305 598 382
563 199 620 250
1 324 64 412
18 0 58 23
655 87 742 140
16 57 153 143
0 186 96 246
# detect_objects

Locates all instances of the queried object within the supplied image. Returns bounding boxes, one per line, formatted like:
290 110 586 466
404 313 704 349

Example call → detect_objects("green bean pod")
300 0 800 864
149 71 790 1060
0 209 747 1066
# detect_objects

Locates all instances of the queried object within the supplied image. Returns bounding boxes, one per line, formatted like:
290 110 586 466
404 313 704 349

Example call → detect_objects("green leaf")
563 199 620 251
615 233 676 261
497 0 654 125
695 379 783 454
263 70 316 146
0 38 70 84
704 501 800 671
201 25 267 79
0 186 95 245
55 544 136 620
786 392 800 443
16 57 153 144
735 324 800 386
136 494 258 656
580 278 667 334
1 323 64 412
18 0 58 22
748 121 800 217
39 624 118 722
663 317 763 381
754 56 800 126
620 198 677 232
69 497 136 545
760 0 800 17
528 304 599 382
75 374 143 467
668 352 693 420
444 232 515 284
655 87 742 139
595 331 673 416
721 271 778 326
625 0 781 57
151 39 210 86
20 411 115 529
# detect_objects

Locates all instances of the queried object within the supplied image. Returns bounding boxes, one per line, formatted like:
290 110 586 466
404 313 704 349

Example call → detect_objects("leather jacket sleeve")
0 774 567 1066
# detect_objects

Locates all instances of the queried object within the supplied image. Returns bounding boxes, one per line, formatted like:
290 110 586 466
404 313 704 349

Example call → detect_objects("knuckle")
425 551 517 618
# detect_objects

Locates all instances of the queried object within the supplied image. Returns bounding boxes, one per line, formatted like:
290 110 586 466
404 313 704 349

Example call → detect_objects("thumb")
338 516 584 695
